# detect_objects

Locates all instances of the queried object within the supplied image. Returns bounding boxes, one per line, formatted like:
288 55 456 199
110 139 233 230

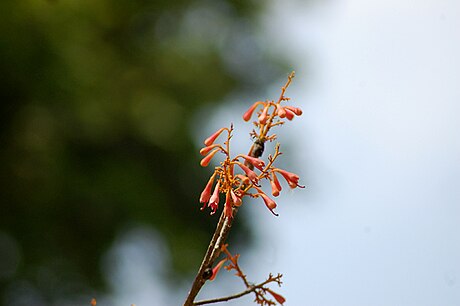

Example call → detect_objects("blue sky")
246 0 460 305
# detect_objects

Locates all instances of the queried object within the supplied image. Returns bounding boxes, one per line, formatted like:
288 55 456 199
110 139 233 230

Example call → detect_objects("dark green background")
0 0 288 304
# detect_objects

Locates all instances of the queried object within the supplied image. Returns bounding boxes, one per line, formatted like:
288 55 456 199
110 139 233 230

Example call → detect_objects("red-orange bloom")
242 101 262 121
230 189 242 206
284 108 295 120
224 191 233 218
275 168 304 188
270 180 280 197
200 144 220 156
200 149 220 167
258 104 269 124
200 174 215 207
236 162 259 184
240 155 265 171
209 258 227 281
272 172 282 192
285 106 303 116
276 104 286 118
266 289 286 305
257 191 278 215
208 181 220 214
204 127 226 146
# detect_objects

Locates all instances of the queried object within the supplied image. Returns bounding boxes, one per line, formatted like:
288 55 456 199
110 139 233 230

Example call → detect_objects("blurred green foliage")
0 0 285 303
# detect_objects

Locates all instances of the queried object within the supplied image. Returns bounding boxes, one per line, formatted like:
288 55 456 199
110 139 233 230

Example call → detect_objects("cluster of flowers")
199 97 304 218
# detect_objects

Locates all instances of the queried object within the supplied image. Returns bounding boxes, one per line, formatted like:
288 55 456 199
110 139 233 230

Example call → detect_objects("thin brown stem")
193 277 277 305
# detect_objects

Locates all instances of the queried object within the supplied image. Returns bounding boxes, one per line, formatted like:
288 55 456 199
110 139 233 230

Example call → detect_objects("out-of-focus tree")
0 0 286 303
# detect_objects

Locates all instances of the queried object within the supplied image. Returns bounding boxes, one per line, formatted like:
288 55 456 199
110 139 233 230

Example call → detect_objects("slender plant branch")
193 277 277 305
184 138 262 305
184 72 300 305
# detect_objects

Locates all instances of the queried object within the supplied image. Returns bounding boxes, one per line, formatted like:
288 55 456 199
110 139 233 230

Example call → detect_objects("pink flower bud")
270 180 280 197
204 127 226 146
285 105 303 116
242 102 261 121
276 104 286 118
209 258 227 281
240 155 265 171
284 108 295 120
199 144 220 156
200 149 220 167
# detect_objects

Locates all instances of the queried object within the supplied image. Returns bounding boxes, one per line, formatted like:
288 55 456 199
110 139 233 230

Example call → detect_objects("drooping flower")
230 189 242 206
208 181 220 214
272 172 282 192
236 162 259 184
239 154 265 171
204 127 226 146
274 168 304 188
285 106 303 116
200 174 216 207
259 192 278 215
224 191 233 218
284 108 295 120
276 104 286 118
270 179 280 197
266 289 286 305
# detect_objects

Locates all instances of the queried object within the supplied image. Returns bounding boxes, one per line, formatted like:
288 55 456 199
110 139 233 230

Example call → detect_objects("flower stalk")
184 72 302 305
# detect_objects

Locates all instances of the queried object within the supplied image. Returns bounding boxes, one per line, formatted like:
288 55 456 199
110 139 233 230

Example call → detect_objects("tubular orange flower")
270 180 280 197
258 104 269 124
204 127 226 146
200 174 216 207
266 289 286 305
272 172 282 192
239 154 265 171
230 189 242 206
209 258 227 281
259 192 278 215
199 144 220 156
284 108 295 120
276 104 286 118
224 191 233 218
200 148 220 167
285 106 303 116
236 162 259 184
274 168 304 188
242 101 262 121
208 181 220 214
